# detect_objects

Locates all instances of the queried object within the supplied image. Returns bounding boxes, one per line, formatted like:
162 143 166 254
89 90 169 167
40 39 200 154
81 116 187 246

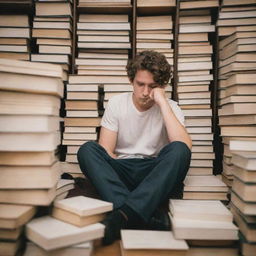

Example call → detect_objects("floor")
94 240 121 256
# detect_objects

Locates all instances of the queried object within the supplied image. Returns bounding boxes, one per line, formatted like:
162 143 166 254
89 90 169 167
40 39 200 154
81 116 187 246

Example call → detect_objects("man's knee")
164 141 191 160
77 141 98 161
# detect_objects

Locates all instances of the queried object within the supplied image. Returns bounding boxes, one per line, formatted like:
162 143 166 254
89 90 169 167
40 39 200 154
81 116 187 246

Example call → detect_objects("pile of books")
120 229 188 256
183 175 228 201
229 141 256 256
136 14 174 66
177 5 216 177
76 13 131 108
0 58 64 256
217 0 256 37
32 0 73 81
170 199 239 255
218 30 256 188
63 79 100 165
0 14 30 60
25 196 112 255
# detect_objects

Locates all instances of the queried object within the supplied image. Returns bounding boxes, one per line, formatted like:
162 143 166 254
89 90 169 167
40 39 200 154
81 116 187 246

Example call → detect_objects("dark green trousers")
77 141 191 222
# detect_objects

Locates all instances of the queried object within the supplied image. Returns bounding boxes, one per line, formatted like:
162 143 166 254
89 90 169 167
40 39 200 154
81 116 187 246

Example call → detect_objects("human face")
131 70 159 111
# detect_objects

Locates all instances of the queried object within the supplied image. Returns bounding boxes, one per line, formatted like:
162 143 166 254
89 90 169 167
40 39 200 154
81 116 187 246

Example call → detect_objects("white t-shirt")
101 92 185 159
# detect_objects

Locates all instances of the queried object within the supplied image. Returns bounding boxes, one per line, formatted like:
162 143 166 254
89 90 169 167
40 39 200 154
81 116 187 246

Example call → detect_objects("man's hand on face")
149 87 167 106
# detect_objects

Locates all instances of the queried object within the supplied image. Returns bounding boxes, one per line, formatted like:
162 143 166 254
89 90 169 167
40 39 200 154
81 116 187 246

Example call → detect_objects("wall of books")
0 0 255 255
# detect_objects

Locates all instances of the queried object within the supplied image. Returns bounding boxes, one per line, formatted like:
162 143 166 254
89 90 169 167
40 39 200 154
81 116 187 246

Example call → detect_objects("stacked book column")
216 1 256 255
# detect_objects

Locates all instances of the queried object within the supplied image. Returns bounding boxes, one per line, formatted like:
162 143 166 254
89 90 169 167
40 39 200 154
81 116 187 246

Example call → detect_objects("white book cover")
26 216 104 250
121 230 188 250
54 196 113 216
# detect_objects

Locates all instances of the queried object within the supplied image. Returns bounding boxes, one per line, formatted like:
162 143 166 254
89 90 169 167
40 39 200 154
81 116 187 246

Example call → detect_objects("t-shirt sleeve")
101 97 119 132
169 100 185 126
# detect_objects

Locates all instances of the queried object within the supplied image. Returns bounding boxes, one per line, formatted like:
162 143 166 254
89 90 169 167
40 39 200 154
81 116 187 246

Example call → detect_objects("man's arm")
99 127 118 158
150 88 192 150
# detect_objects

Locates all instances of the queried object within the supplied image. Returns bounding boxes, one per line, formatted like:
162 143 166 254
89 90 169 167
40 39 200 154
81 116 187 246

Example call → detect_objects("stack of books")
229 142 256 256
76 13 131 110
0 58 64 255
136 15 174 66
170 199 239 255
0 204 36 256
52 196 113 227
63 80 100 165
178 4 216 177
25 196 112 254
24 241 93 256
0 14 30 60
120 229 188 256
183 175 228 200
217 0 256 37
63 75 102 176
55 179 75 202
32 0 73 81
218 30 256 187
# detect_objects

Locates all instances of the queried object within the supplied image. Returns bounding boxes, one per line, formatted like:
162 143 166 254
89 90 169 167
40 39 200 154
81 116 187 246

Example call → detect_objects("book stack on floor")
55 179 75 202
63 80 99 165
178 3 216 177
183 175 228 201
218 29 256 188
120 229 188 256
217 0 256 37
25 196 112 255
0 58 64 256
62 75 102 177
0 204 36 256
0 14 30 61
229 141 256 256
170 199 239 255
32 0 73 81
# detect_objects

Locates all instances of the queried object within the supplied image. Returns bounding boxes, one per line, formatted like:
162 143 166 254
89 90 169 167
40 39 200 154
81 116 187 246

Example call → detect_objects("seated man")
77 50 192 245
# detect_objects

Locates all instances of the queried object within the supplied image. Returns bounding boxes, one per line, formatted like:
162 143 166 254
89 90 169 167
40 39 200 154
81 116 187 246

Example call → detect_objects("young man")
77 51 192 245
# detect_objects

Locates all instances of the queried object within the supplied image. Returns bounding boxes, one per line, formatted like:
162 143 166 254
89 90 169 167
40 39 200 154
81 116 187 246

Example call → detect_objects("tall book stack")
63 80 99 172
136 12 173 99
0 58 64 256
62 75 102 177
25 196 111 254
0 14 30 61
32 0 73 81
229 142 256 256
217 0 256 37
218 30 256 187
178 3 216 180
76 13 131 109
170 199 239 255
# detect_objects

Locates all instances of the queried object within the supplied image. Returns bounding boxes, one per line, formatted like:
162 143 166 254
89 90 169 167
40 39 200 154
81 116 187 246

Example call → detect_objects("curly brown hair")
126 50 172 86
